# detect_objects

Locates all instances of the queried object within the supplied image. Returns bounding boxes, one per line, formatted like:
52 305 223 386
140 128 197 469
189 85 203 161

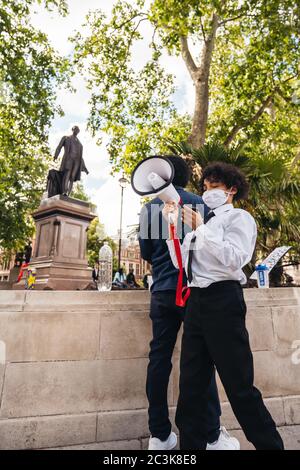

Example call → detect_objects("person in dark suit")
138 156 240 450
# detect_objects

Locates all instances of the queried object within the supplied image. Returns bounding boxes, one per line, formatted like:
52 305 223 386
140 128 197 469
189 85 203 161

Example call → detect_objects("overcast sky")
30 0 194 236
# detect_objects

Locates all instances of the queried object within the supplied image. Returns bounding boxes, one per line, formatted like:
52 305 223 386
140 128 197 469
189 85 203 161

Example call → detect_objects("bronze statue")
53 125 89 196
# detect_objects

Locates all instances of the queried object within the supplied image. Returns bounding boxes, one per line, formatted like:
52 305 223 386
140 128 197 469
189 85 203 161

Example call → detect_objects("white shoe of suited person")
148 431 177 450
206 426 240 450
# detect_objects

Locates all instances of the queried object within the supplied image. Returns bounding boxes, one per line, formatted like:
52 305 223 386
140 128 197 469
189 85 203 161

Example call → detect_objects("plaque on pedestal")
14 195 96 290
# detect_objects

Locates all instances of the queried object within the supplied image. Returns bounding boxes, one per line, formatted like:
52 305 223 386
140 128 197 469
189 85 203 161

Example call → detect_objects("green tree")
70 183 116 267
72 0 300 169
72 0 300 266
170 140 300 266
87 217 117 268
0 0 70 252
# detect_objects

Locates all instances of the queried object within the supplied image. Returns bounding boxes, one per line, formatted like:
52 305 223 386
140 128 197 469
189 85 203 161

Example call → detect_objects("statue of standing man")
53 125 89 196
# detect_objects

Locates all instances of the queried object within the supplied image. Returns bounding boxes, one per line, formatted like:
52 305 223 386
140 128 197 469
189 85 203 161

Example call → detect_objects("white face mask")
202 188 233 210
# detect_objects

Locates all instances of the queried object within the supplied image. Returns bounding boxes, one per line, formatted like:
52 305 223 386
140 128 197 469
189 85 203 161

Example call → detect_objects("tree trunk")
188 79 209 148
182 14 219 149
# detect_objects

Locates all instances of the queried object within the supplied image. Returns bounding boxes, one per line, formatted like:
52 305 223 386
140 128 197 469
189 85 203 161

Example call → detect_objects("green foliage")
72 0 183 173
87 217 117 267
0 0 71 251
72 0 300 172
72 0 300 262
170 140 300 262
60 181 115 267
208 0 300 155
70 182 91 202
68 182 117 268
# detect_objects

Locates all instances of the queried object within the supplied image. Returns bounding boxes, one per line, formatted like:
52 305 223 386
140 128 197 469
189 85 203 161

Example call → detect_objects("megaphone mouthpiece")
147 172 167 189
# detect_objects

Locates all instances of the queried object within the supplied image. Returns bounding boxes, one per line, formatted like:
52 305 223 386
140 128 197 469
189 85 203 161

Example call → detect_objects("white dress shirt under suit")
166 203 257 287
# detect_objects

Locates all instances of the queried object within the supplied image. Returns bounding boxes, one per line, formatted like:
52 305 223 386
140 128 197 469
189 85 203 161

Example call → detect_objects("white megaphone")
131 156 181 224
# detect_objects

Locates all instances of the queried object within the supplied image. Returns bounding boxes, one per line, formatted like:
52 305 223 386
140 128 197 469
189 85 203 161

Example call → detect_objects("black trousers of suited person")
146 290 222 442
175 280 284 450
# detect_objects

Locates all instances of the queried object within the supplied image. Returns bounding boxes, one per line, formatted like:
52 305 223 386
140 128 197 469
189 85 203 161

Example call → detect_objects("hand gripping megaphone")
131 156 190 307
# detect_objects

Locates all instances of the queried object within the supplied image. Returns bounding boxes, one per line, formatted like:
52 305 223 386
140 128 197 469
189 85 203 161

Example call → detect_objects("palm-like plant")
168 140 300 273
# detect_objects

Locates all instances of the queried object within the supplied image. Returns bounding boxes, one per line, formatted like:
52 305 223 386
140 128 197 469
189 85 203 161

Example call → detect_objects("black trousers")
175 281 284 450
146 290 221 442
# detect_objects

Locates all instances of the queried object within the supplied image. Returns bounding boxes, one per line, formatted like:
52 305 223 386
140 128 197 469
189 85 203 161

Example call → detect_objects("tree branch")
180 35 198 77
224 74 299 147
291 150 300 171
117 17 149 76
276 89 291 103
151 24 158 50
224 94 274 147
78 12 149 57
218 12 250 26
200 16 207 42
112 12 148 32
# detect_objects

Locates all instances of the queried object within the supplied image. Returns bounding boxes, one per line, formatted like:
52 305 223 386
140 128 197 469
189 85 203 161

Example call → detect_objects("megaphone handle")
169 224 191 307
168 213 175 225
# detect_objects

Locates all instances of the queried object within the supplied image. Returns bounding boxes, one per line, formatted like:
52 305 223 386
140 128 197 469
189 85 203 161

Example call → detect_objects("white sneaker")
206 426 240 450
148 431 177 450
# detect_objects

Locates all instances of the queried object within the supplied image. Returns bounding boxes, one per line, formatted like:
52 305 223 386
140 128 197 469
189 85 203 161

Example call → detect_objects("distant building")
112 225 151 280
0 251 14 281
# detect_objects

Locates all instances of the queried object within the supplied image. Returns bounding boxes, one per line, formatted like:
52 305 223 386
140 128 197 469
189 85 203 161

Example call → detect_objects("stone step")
0 396 299 450
45 425 300 450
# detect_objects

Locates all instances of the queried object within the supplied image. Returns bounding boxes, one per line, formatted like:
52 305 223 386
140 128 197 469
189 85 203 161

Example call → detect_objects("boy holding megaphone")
162 161 284 450
133 156 239 450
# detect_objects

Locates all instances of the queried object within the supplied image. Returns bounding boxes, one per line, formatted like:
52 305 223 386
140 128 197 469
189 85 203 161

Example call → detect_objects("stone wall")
0 288 299 450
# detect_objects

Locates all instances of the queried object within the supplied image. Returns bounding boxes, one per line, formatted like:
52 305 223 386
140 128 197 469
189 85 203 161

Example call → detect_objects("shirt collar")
212 203 233 216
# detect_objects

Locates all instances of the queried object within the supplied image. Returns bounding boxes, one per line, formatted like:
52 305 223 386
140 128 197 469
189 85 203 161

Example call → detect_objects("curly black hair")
166 156 191 188
199 161 249 201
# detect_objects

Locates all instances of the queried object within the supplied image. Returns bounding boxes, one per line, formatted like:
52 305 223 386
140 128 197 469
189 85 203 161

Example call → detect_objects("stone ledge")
283 395 300 425
0 413 97 450
47 425 300 450
0 395 297 449
47 439 141 450
0 291 26 311
0 311 100 362
0 288 299 313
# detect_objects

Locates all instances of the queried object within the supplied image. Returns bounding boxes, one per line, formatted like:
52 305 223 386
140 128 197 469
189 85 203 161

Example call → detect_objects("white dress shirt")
166 203 257 288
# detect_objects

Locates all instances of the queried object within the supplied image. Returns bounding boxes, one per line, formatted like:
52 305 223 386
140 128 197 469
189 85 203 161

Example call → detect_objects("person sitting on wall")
142 272 151 289
112 268 128 289
126 268 140 288
92 262 99 285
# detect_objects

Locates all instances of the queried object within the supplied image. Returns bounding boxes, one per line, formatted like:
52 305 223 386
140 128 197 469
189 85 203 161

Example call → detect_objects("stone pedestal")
14 195 96 290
